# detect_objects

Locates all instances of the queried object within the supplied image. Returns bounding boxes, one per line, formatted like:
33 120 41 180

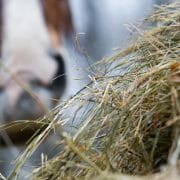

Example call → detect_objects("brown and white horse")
0 0 74 144
0 0 74 176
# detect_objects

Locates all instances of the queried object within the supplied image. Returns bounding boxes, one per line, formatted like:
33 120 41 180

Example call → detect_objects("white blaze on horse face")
1 0 57 86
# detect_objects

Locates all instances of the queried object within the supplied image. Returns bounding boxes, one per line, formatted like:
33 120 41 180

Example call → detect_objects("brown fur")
0 0 73 52
41 0 73 48
0 122 46 145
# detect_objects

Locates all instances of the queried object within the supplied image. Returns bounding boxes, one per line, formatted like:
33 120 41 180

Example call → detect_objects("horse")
0 0 74 177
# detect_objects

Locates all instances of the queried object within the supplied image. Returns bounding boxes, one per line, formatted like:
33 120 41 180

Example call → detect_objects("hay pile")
9 2 180 179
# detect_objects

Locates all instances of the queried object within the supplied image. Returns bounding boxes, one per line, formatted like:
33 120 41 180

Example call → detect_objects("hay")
10 2 180 179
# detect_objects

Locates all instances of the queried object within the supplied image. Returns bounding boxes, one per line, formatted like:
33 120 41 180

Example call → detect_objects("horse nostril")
47 52 66 100
18 93 34 112
8 83 50 121
16 92 43 120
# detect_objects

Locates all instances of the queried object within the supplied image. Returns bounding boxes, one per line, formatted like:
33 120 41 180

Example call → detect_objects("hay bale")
11 2 180 179
32 2 180 179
